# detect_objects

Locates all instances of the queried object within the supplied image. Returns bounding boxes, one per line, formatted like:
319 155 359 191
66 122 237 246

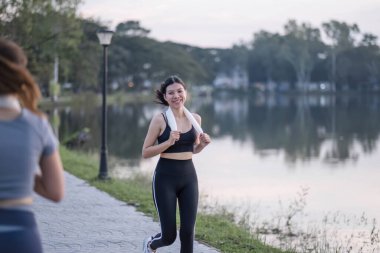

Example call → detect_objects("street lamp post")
96 30 114 180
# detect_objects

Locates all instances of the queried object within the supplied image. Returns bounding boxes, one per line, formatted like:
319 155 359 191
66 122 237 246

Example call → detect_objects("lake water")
53 92 380 252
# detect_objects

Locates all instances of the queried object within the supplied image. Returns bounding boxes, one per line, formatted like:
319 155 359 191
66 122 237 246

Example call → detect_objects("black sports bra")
157 113 197 153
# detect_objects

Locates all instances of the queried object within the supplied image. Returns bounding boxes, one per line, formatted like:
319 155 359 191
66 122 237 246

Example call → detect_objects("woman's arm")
142 114 180 158
35 150 65 202
193 133 211 154
192 113 211 154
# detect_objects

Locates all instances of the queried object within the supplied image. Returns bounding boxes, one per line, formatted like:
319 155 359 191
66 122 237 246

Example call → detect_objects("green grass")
60 146 291 253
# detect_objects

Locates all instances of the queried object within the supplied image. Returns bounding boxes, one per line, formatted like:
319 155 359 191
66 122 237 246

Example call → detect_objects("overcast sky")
79 0 380 48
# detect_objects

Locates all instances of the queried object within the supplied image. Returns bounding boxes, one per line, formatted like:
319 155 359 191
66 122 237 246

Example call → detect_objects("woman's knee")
179 227 194 240
161 231 177 245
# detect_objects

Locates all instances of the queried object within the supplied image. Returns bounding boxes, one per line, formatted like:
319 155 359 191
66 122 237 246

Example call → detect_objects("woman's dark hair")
0 37 42 115
155 75 186 106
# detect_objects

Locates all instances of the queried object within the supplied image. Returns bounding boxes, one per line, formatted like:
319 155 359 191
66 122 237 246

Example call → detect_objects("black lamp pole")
97 30 114 180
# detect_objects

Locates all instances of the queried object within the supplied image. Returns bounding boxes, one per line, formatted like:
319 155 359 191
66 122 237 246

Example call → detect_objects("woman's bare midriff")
160 152 193 160
0 196 33 207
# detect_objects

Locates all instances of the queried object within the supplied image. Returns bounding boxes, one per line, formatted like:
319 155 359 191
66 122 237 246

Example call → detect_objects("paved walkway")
33 172 220 253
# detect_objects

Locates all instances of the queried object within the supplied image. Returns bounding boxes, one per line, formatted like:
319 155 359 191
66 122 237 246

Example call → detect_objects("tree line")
247 20 380 92
1 0 379 93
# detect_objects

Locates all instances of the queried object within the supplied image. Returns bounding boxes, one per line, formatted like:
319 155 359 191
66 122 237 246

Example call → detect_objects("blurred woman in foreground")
0 37 64 253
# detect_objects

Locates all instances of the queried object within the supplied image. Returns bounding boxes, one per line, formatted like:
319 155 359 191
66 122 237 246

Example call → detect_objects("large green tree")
68 18 104 92
248 31 295 86
251 31 281 83
322 20 360 91
0 0 82 92
115 20 151 37
360 34 380 90
281 20 325 92
335 33 380 90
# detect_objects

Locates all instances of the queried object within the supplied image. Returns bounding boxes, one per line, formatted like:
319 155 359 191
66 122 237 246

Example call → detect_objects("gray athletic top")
0 108 58 204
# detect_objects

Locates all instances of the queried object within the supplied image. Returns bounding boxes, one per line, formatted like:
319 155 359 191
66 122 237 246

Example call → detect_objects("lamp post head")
96 30 114 46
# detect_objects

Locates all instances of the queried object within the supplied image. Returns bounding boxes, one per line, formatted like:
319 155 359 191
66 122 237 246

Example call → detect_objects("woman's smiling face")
164 82 187 109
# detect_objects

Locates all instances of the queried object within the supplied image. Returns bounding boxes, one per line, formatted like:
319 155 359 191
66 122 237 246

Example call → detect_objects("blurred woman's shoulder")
21 108 51 132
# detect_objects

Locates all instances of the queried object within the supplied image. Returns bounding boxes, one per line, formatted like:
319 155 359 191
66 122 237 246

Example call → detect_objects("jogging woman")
142 76 211 253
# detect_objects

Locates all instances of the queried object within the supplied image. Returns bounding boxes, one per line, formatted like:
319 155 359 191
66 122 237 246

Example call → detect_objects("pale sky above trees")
79 0 380 48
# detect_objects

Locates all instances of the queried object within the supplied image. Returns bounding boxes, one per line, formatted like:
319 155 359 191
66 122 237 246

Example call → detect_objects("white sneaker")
143 236 155 253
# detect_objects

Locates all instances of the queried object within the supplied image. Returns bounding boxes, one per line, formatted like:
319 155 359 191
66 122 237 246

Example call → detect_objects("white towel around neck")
0 95 21 110
166 107 203 134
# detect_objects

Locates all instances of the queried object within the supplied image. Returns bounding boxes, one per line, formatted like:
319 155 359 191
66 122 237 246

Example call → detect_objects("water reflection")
210 93 380 165
56 93 380 167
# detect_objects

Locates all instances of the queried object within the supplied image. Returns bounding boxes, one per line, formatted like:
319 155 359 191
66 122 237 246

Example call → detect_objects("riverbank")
40 91 153 108
39 89 380 108
60 146 291 253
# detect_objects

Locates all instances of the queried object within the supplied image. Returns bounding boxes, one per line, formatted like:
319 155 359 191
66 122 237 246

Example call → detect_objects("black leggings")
150 158 199 253
0 209 43 253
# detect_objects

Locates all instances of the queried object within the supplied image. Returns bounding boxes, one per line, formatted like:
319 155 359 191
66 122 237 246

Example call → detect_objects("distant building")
213 66 249 89
305 82 332 92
